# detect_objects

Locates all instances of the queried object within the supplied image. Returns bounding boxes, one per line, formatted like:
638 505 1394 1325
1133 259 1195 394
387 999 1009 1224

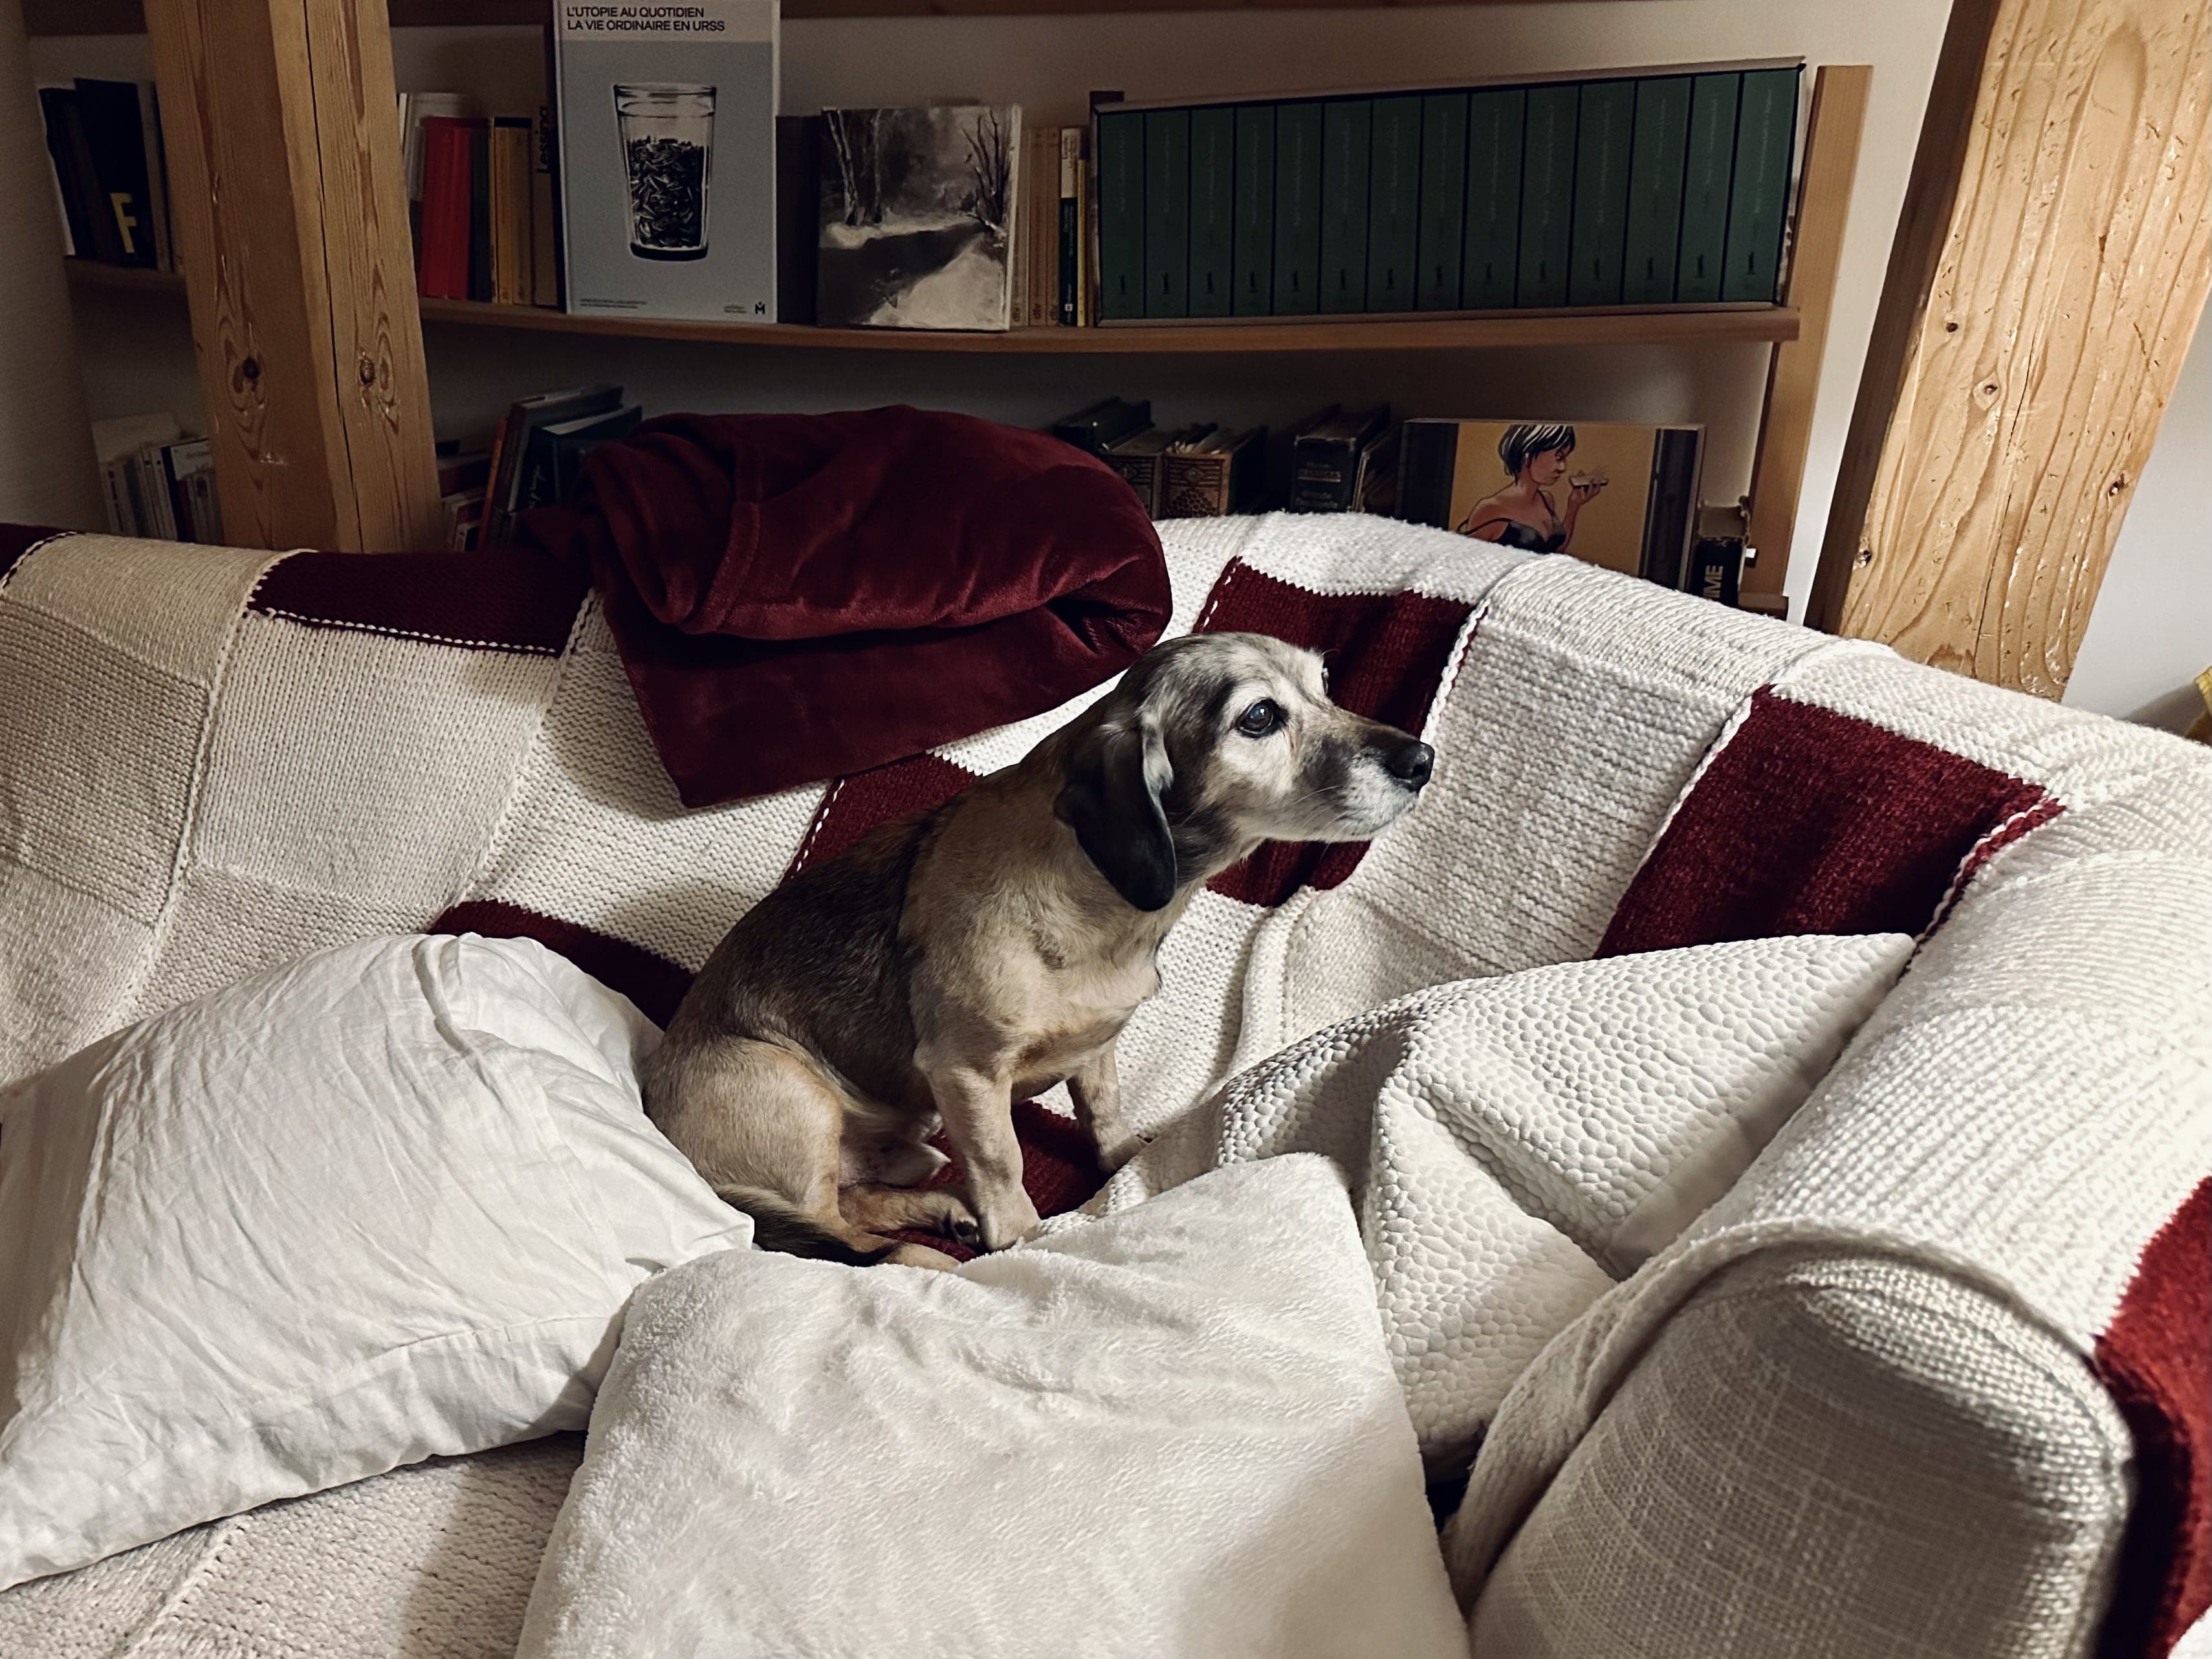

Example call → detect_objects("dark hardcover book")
1051 396 1152 454
417 117 475 300
73 79 159 267
1289 404 1390 512
1516 83 1577 307
1722 67 1801 302
481 383 624 545
1416 93 1468 311
774 116 820 325
1621 76 1692 305
1685 534 1744 606
1639 426 1704 586
1142 108 1190 318
1394 417 1460 527
1095 110 1145 320
1187 106 1235 318
466 119 494 303
518 404 643 513
1271 102 1324 315
1231 104 1274 316
41 88 123 263
132 81 173 271
1104 426 1174 515
1676 72 1741 303
1568 78 1635 305
1460 88 1524 310
1318 100 1372 314
1365 94 1421 314
1161 425 1267 517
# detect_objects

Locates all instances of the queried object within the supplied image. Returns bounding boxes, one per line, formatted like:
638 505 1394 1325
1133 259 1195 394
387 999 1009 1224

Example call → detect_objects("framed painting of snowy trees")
816 105 1020 331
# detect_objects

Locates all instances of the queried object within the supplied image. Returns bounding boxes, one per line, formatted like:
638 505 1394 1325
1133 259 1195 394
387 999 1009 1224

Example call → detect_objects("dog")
642 632 1436 1268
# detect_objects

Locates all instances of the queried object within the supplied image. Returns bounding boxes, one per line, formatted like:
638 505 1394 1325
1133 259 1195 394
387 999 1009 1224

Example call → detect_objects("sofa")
0 511 2204 1658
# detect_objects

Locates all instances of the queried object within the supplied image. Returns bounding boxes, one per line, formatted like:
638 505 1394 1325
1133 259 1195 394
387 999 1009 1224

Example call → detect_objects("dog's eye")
1235 699 1283 737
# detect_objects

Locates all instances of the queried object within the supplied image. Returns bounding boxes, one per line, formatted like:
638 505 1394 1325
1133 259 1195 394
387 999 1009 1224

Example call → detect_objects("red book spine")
417 117 474 301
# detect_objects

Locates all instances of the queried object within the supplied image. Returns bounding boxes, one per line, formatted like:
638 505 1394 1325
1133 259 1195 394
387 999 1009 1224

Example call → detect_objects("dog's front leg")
923 1062 1041 1251
1068 1042 1145 1174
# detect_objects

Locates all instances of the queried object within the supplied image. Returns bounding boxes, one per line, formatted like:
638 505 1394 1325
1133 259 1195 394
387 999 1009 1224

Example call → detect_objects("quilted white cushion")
0 934 751 1591
1094 932 1914 1466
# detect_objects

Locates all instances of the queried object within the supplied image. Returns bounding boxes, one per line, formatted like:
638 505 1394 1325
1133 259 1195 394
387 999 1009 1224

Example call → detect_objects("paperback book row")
91 415 223 545
1056 399 1742 603
1093 64 1802 321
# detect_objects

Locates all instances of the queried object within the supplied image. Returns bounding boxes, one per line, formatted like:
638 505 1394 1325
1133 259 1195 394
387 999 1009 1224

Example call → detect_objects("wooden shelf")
69 263 1796 354
29 0 1617 32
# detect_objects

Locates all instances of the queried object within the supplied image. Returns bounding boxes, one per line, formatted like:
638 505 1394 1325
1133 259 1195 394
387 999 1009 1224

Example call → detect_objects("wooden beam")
1740 65 1870 602
1808 0 2211 696
144 0 441 552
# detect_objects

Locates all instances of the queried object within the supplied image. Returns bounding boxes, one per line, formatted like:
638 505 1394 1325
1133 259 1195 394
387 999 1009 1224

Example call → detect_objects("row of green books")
1095 62 1802 322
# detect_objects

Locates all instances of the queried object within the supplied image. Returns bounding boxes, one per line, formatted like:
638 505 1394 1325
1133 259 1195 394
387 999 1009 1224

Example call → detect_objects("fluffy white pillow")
0 934 750 1591
1091 932 1915 1467
516 1156 1469 1659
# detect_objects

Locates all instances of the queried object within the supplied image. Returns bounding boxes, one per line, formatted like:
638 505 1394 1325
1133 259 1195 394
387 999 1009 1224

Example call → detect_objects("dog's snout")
1384 740 1434 788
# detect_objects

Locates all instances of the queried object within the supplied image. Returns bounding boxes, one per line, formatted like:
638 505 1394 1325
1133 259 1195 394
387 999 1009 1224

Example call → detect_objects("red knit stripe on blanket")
0 523 67 586
785 750 977 879
430 899 694 1027
1194 563 1471 908
2094 1180 2211 1659
1599 687 2059 955
250 547 589 655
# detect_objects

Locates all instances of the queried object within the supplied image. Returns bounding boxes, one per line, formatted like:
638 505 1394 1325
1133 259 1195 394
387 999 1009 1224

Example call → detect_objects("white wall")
2063 317 2211 732
36 4 1955 620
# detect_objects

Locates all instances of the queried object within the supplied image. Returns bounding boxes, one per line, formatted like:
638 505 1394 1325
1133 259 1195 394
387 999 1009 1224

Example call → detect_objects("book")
72 79 160 268
1365 94 1421 314
1722 67 1801 302
1516 85 1576 307
774 115 820 325
125 81 173 270
1187 106 1234 319
1061 126 1084 325
1075 144 1094 324
1231 103 1274 316
479 383 626 545
1104 426 1174 515
490 116 534 305
1684 533 1744 606
1676 72 1740 303
467 120 494 303
91 414 185 536
1415 93 1467 312
1621 76 1692 305
1141 109 1189 318
160 439 219 544
516 404 643 514
1317 100 1371 314
402 92 479 263
1095 109 1144 321
1161 425 1266 517
1271 101 1324 316
531 105 562 307
816 105 1019 330
417 116 476 300
40 87 122 264
1568 78 1634 305
556 0 779 322
1395 417 1704 584
1289 404 1391 512
1051 397 1151 454
1026 129 1056 325
1460 88 1524 310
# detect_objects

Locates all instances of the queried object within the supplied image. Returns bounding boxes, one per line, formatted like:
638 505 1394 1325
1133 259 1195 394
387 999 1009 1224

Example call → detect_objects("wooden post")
1807 0 2211 696
145 0 442 552
1740 65 1870 604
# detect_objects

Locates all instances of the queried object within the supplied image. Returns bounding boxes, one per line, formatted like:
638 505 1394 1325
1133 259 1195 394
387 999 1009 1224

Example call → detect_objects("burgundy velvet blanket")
521 408 1170 809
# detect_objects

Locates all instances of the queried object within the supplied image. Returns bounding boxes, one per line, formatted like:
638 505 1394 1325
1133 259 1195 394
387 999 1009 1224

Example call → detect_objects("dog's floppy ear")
1058 716 1177 912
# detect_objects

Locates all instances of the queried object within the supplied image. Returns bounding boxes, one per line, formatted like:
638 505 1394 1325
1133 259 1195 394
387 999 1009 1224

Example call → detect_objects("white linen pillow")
1088 932 1915 1468
516 1155 1470 1659
0 933 750 1592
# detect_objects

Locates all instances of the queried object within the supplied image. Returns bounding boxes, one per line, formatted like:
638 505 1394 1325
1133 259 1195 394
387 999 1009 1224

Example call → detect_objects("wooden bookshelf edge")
67 265 1799 353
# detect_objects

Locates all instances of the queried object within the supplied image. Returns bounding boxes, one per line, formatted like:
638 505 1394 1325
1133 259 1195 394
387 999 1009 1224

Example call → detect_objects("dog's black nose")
1385 740 1434 787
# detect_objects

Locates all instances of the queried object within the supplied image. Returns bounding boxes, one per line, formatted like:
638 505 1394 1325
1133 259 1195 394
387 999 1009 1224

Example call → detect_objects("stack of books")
473 384 642 549
405 96 562 307
1094 61 1801 322
91 415 223 544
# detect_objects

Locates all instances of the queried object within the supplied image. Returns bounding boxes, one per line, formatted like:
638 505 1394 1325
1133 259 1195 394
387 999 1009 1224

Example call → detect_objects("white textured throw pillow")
517 1156 1469 1659
0 934 751 1592
1093 933 1914 1467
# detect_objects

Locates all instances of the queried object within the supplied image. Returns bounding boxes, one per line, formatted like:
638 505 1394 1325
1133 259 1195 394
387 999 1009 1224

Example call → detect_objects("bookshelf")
67 263 1800 355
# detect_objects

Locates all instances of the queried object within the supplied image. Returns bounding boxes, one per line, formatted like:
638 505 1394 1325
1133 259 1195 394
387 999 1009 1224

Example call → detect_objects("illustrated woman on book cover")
1454 422 1608 554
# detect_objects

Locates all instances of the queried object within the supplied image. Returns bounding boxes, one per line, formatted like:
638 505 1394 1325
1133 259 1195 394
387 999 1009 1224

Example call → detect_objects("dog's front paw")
977 1189 1044 1252
1095 1130 1150 1174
